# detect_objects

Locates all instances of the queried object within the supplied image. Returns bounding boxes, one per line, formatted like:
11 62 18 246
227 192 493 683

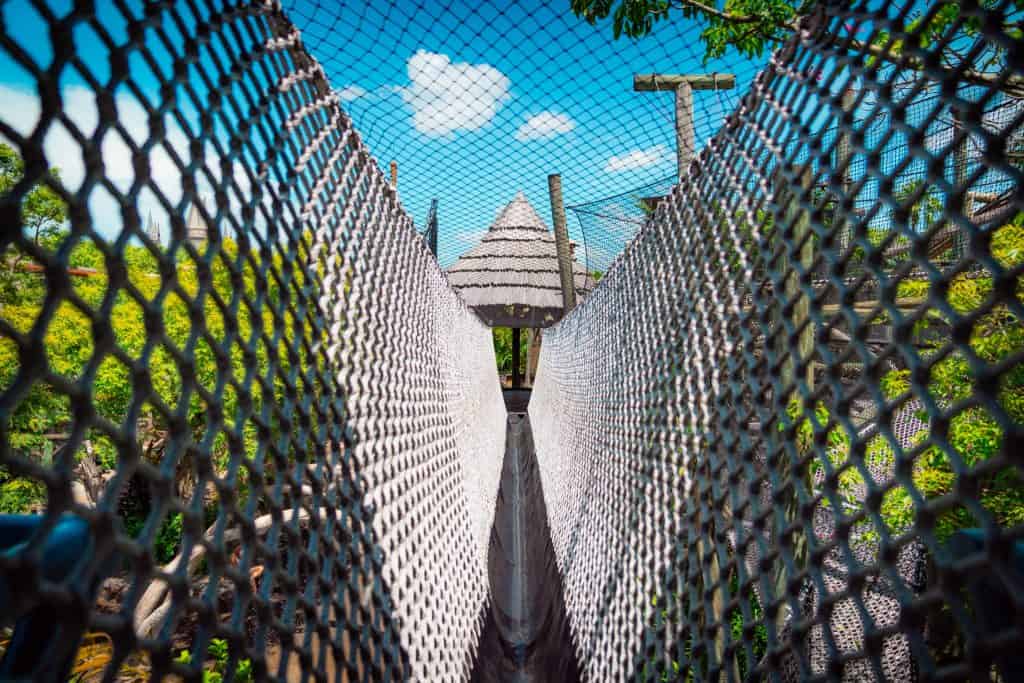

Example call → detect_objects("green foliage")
0 474 45 513
570 0 1022 70
492 327 526 378
0 142 67 244
824 224 1024 540
176 639 253 683
893 179 944 234
569 0 797 60
154 513 183 564
0 231 307 513
786 399 849 460
728 574 767 679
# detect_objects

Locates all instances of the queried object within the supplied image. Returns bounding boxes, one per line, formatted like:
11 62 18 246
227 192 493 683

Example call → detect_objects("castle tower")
146 211 161 245
185 197 209 245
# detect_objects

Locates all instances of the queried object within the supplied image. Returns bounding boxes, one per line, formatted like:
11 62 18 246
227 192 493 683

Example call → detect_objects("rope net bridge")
0 0 1021 681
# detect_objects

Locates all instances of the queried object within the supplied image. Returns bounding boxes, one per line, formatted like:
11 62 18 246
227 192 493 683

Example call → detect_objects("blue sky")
286 0 766 265
0 0 862 269
5 0 1014 272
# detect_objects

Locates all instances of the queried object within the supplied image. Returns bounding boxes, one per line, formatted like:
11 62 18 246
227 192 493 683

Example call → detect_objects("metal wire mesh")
0 2 505 680
531 1 1024 681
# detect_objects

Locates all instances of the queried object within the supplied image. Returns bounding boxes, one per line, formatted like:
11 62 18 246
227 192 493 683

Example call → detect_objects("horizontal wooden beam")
633 73 736 91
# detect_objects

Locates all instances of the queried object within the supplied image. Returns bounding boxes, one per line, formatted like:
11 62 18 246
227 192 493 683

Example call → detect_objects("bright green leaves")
569 0 797 60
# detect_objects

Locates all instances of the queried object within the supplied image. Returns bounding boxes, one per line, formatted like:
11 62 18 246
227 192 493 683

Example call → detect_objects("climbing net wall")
0 2 505 680
531 1 1024 681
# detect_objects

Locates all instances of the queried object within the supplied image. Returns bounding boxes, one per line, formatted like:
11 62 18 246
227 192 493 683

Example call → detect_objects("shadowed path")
470 413 581 683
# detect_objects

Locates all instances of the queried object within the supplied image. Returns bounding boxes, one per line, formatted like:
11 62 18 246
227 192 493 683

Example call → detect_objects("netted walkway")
0 0 1021 681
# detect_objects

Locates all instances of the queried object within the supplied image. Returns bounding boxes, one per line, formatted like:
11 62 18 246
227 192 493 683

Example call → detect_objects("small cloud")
605 144 669 172
337 85 368 102
401 50 511 137
515 111 575 141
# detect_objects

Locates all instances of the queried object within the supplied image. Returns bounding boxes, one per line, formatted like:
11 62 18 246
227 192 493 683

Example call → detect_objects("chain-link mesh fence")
531 1 1024 681
0 2 505 680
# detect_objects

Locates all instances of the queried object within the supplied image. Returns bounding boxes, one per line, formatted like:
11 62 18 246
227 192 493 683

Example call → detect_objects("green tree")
0 142 66 244
570 0 1024 94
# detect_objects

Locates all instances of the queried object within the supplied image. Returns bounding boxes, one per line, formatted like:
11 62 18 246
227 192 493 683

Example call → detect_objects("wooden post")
524 329 541 388
675 81 694 177
633 74 735 179
780 164 815 392
547 174 577 312
774 163 814 634
389 160 398 190
511 327 522 388
835 87 856 251
425 198 438 257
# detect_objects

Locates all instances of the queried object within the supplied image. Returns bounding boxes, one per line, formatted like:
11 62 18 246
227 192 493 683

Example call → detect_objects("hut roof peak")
490 192 547 232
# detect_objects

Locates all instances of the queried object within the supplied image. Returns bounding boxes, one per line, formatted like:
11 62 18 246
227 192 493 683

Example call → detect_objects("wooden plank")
633 73 736 91
819 298 924 316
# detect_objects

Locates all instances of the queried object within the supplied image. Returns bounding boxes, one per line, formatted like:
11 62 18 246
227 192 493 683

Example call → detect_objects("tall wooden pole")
511 327 522 388
425 198 438 257
633 73 735 179
774 163 815 636
547 174 577 312
781 164 815 392
675 81 695 178
835 87 856 251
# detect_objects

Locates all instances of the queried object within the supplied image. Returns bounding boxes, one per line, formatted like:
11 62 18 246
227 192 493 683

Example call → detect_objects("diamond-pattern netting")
0 2 504 680
530 1 1024 681
0 0 1023 681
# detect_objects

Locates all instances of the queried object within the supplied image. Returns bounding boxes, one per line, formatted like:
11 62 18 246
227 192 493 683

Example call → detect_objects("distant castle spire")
146 211 161 245
186 196 209 245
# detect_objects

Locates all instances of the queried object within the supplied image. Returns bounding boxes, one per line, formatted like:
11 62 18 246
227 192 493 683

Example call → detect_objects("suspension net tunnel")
0 0 1023 681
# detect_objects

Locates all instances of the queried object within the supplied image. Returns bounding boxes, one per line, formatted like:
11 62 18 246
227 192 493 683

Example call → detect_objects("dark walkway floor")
470 414 581 683
502 388 531 413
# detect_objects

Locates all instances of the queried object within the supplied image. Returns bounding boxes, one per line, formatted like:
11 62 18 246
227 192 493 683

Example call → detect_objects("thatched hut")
448 191 593 329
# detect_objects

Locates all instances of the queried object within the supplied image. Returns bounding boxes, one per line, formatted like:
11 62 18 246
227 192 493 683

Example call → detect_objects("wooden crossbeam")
633 73 736 91
632 73 736 177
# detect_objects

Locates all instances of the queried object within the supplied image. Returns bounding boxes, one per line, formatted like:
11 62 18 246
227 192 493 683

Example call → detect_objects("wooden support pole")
511 327 522 388
633 73 735 180
524 328 541 388
835 87 856 251
774 163 815 635
425 198 438 257
547 174 577 312
781 164 815 393
675 81 695 178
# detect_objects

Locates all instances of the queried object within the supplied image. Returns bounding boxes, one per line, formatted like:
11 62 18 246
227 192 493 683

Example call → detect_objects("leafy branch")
571 0 1024 95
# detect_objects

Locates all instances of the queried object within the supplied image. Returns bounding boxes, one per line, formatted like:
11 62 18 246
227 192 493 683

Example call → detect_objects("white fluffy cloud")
401 50 510 137
0 83 254 239
515 111 575 141
337 85 367 102
605 144 670 172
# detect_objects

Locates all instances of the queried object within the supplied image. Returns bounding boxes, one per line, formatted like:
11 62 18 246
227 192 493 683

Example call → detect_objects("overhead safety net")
0 0 1022 681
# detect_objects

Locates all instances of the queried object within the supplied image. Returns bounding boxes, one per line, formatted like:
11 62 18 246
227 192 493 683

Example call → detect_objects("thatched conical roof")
448 191 593 327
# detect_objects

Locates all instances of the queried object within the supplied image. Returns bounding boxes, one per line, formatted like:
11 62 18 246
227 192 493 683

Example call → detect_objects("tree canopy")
0 142 66 244
571 0 1024 93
